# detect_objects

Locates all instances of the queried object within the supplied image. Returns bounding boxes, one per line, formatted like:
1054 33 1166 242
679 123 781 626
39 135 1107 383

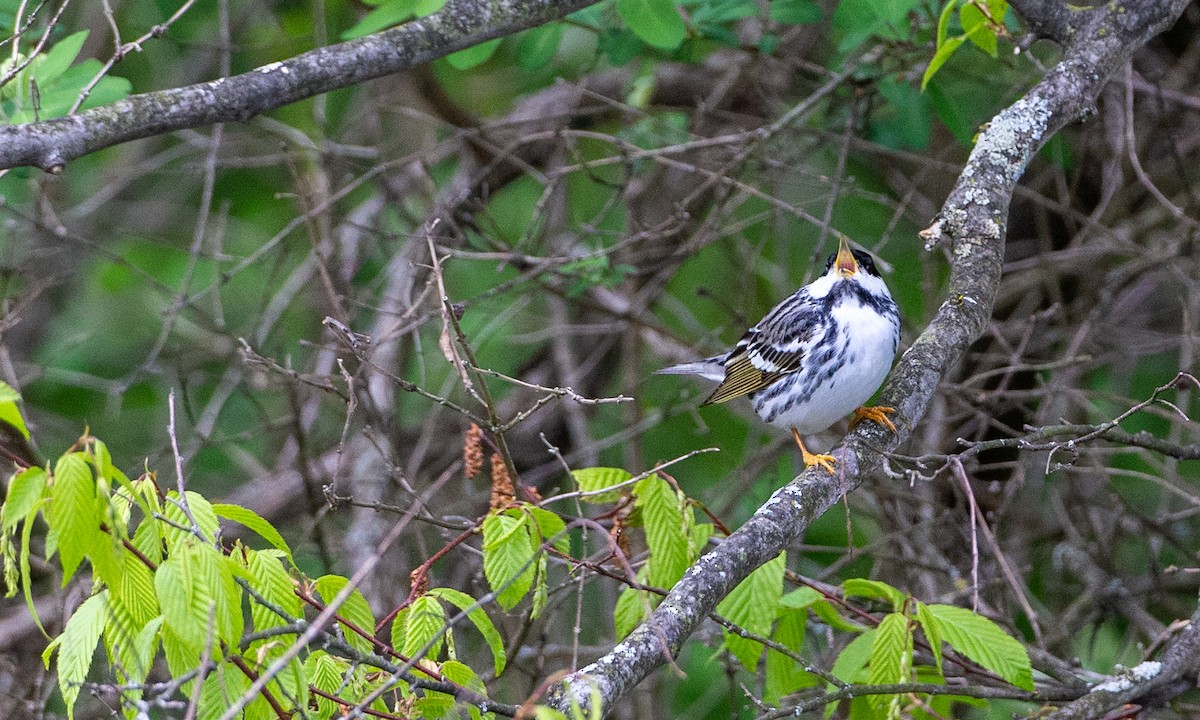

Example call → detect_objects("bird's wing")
701 290 826 406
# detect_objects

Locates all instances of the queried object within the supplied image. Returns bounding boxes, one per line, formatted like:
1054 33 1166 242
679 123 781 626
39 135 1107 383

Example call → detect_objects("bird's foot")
850 405 896 433
791 428 837 474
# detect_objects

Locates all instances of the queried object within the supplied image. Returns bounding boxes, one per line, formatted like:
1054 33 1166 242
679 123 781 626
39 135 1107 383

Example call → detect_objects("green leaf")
441 660 488 720
615 0 686 50
765 608 818 702
779 586 823 610
155 543 221 651
570 467 632 503
46 590 107 720
428 586 507 675
113 556 159 627
530 553 549 620
314 574 377 654
0 381 29 441
305 651 350 718
925 604 1033 690
47 453 99 584
30 31 87 88
831 628 875 684
245 549 301 634
3 466 46 529
193 544 243 647
341 0 447 39
524 505 570 554
597 29 644 66
446 39 501 70
915 602 945 676
935 0 958 47
482 511 536 610
843 578 906 612
634 474 689 589
614 586 647 640
960 2 997 56
162 490 220 548
770 0 821 24
867 612 912 716
518 24 564 68
716 552 786 672
922 34 966 90
401 593 446 662
212 504 293 564
833 0 918 51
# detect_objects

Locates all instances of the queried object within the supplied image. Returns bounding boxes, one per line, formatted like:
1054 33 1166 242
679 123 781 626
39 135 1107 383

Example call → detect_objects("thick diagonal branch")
547 0 1191 714
0 0 600 172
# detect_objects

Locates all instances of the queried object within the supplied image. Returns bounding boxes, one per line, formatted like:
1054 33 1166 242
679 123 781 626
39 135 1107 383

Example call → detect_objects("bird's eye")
823 253 836 271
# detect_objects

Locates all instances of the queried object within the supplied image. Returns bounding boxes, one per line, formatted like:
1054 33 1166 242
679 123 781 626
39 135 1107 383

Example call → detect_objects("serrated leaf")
570 467 632 503
163 491 220 548
401 594 446 662
245 549 301 634
925 604 1033 690
843 578 906 612
212 504 293 564
446 39 501 70
517 24 564 68
155 544 217 651
525 505 570 554
47 590 107 720
482 512 536 610
428 586 507 675
634 475 689 590
831 629 875 684
614 586 647 640
915 602 945 676
867 612 912 716
193 545 243 647
305 651 349 718
717 552 785 672
113 557 159 627
4 466 46 529
615 0 686 50
47 453 99 584
314 574 377 654
765 608 817 702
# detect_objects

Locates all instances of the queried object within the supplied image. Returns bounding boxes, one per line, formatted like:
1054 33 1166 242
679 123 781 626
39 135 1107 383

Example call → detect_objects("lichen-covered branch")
0 0 600 172
547 0 1191 714
1038 608 1200 720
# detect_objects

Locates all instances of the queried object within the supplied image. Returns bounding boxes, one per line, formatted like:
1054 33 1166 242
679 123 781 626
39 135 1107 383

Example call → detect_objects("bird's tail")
655 356 727 383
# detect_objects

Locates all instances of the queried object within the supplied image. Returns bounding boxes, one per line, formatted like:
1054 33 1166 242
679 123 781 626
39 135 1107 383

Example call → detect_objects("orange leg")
850 405 897 433
790 428 837 474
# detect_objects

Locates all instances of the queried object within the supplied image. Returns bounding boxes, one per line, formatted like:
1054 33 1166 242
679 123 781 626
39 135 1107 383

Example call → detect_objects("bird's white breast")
755 296 898 434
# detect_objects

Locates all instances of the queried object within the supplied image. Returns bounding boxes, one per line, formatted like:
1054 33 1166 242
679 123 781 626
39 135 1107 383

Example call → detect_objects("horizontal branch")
547 0 1191 714
0 0 600 172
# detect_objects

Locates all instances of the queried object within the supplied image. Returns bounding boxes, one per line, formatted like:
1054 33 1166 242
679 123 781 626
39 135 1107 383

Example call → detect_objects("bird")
658 235 900 473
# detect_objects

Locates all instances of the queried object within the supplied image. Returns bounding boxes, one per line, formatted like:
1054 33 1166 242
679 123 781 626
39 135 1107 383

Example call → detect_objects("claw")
791 428 837 474
850 405 896 433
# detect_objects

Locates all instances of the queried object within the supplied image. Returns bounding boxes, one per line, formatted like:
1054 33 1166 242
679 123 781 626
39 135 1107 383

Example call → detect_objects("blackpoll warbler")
660 236 901 473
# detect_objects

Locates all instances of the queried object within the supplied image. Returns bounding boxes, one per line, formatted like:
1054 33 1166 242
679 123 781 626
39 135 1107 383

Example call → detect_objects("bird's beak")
834 236 858 277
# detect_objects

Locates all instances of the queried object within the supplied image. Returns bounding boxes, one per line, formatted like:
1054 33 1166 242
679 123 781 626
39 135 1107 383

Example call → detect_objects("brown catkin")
464 423 484 478
489 452 515 510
